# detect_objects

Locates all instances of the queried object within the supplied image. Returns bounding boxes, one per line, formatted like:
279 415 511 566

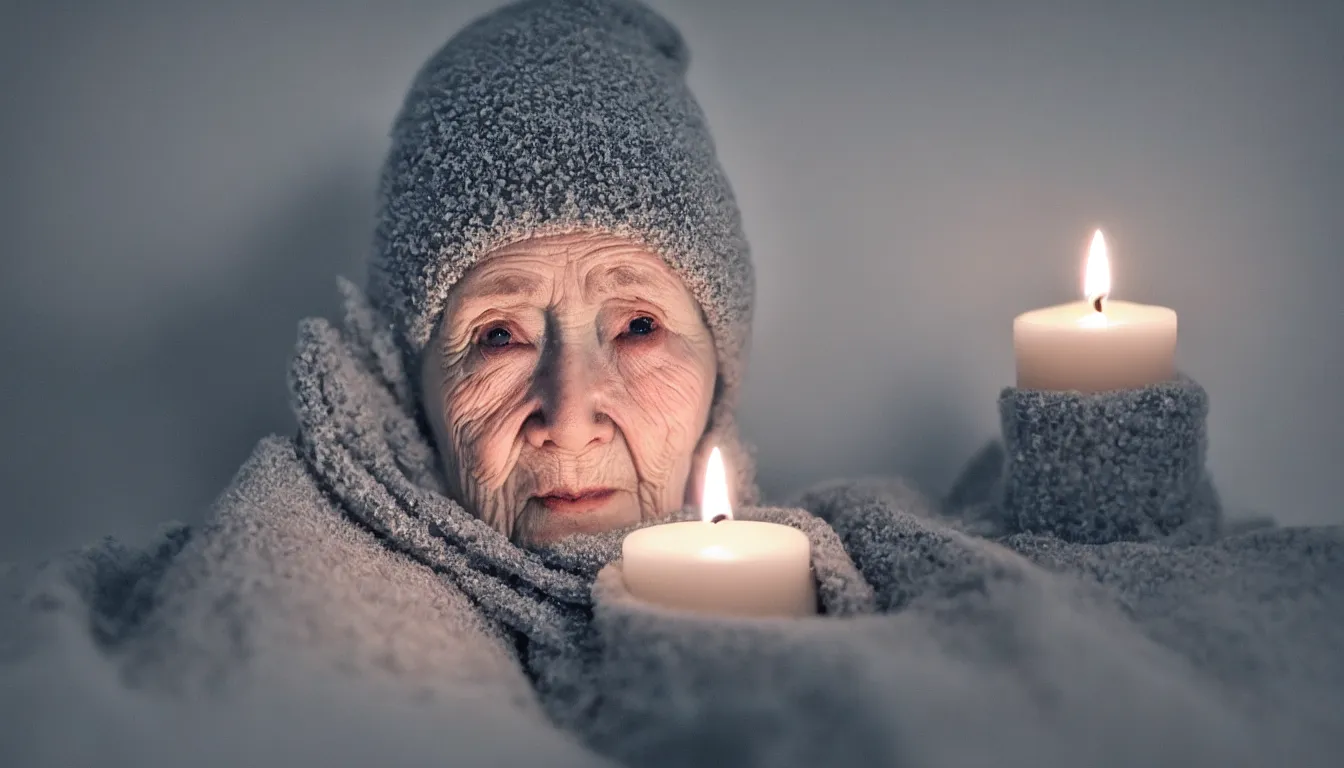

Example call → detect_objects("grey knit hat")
367 0 758 496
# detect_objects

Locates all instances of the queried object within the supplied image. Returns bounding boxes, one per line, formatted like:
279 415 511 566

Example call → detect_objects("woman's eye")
625 316 658 336
480 326 513 347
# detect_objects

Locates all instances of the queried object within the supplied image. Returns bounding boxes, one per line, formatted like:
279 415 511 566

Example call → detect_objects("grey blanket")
4 283 1341 768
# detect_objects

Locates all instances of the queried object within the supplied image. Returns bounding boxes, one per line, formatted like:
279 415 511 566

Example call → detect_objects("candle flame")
1084 229 1110 312
700 446 733 523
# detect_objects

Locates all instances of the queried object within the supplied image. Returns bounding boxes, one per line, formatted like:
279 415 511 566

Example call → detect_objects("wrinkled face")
421 232 718 546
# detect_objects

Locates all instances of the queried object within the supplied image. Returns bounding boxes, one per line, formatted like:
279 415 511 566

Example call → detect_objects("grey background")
2 0 1340 562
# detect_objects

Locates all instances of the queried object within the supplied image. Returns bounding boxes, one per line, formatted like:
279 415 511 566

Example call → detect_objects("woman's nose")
523 340 615 452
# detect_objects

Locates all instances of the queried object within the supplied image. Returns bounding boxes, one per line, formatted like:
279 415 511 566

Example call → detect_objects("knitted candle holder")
583 562 887 767
996 376 1222 544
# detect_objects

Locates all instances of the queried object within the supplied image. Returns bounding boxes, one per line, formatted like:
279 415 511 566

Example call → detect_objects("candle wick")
710 514 728 524
1091 294 1107 313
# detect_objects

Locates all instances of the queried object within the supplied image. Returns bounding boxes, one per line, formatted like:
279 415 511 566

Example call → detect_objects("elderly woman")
7 1 1343 767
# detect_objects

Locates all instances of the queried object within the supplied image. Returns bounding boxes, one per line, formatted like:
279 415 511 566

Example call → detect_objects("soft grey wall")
3 0 1340 561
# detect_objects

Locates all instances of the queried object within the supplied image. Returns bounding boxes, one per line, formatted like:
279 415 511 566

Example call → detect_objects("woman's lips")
535 488 619 514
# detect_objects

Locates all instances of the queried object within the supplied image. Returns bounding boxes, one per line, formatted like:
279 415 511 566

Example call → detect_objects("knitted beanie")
367 0 758 497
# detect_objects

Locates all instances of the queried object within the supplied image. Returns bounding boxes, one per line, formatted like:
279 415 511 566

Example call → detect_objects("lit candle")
620 447 817 617
1013 229 1178 392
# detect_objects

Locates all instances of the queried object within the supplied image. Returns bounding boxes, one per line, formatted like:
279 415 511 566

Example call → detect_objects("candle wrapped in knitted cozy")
994 376 1222 545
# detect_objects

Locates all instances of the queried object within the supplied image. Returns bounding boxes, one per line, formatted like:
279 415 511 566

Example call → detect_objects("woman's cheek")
617 345 713 444
445 361 533 489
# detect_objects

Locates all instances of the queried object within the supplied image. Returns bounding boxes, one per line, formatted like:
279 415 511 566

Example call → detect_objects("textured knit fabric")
4 287 1342 767
368 0 756 493
993 378 1221 545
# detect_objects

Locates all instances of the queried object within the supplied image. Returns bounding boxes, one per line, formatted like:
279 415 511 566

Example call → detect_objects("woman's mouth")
535 488 619 514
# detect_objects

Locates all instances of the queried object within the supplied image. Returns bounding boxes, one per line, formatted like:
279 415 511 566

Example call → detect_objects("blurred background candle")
1013 230 1178 392
620 447 817 617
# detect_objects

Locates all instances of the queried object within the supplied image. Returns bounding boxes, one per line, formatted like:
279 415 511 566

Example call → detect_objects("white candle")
620 447 817 617
1014 230 1178 392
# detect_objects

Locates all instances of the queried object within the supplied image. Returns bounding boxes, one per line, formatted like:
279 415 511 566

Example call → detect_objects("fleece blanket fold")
3 281 1341 768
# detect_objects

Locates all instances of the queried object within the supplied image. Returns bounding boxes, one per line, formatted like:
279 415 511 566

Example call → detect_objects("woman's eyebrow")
447 271 546 325
585 264 671 296
463 271 544 300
